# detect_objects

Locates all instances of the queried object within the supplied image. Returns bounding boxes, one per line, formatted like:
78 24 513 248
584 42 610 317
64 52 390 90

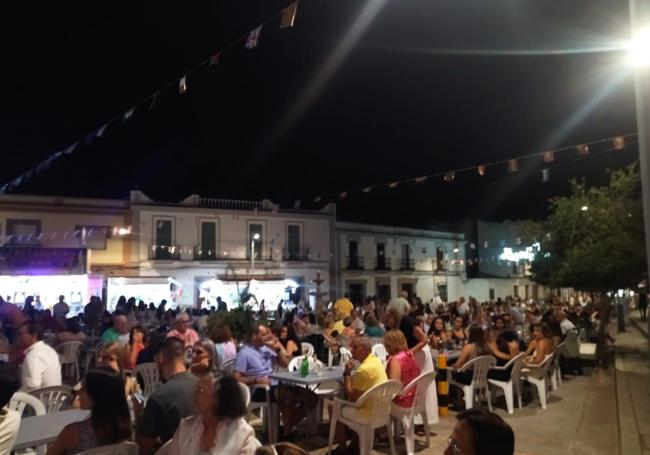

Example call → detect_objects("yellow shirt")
351 353 388 416
332 320 345 334
335 298 354 317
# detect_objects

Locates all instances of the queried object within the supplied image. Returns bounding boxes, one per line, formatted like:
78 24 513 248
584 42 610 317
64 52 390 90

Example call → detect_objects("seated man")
166 313 200 348
0 362 21 454
136 337 197 455
233 324 317 436
101 315 129 346
331 336 387 454
17 322 61 391
445 409 514 455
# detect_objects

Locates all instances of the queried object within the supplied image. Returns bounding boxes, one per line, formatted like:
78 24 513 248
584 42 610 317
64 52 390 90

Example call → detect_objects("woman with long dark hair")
524 323 555 365
450 325 492 385
272 322 302 357
47 368 131 454
125 325 148 369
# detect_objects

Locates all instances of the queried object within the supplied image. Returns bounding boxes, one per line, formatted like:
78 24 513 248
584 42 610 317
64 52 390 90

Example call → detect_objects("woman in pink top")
384 329 421 407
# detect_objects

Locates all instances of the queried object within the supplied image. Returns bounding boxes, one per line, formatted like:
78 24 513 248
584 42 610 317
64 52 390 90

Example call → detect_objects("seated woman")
487 329 520 382
363 314 384 338
449 316 468 346
272 322 302 357
47 368 131 455
450 325 492 385
191 339 217 377
211 325 237 369
124 326 148 370
168 375 260 454
524 323 555 366
428 317 450 350
384 329 421 408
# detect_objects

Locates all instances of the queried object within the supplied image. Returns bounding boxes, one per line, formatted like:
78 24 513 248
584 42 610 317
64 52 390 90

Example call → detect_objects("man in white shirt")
556 310 576 336
52 295 69 319
0 362 21 454
17 322 62 391
387 291 411 317
457 297 470 316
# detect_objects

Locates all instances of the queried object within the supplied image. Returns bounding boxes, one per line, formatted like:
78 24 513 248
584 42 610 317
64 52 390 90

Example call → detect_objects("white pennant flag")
245 26 262 49
179 76 188 94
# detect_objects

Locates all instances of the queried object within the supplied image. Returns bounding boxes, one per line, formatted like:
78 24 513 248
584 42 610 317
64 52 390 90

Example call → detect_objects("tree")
519 164 646 292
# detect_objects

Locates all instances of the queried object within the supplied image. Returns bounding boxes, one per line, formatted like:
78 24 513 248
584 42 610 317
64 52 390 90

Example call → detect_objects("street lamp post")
251 233 261 273
629 0 650 349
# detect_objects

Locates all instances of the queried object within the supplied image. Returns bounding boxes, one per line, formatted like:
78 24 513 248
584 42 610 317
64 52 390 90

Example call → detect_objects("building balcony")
282 248 311 261
398 258 415 271
345 256 364 270
374 257 392 271
148 245 181 261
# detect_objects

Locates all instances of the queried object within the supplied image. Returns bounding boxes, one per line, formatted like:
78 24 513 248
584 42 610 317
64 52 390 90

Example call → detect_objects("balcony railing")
374 256 392 271
398 258 415 271
282 248 311 261
149 245 181 261
345 256 364 270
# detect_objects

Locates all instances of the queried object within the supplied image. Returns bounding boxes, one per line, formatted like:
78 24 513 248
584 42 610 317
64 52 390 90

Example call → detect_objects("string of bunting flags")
295 132 637 208
0 1 302 194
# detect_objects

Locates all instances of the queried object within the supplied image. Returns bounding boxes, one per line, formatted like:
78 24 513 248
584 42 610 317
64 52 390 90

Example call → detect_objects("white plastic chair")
521 353 555 409
29 385 74 413
301 342 315 357
76 441 139 455
133 362 161 398
487 353 525 414
339 347 352 363
219 357 235 375
83 337 103 373
153 439 171 455
56 341 83 383
390 371 437 455
371 344 388 368
246 384 278 444
238 382 251 407
10 392 47 455
327 380 403 455
550 342 565 390
448 355 496 411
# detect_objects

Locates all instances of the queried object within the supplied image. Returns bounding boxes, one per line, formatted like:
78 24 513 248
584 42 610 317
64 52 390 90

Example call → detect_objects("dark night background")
2 0 640 227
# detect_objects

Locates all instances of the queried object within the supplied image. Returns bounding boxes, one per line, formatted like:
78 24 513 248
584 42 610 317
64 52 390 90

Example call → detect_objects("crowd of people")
0 287 615 455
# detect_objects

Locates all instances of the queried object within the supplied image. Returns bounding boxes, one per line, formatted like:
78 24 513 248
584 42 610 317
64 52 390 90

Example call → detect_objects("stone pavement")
616 318 650 455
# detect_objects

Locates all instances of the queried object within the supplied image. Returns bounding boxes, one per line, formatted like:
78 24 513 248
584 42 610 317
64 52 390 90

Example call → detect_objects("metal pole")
629 0 650 351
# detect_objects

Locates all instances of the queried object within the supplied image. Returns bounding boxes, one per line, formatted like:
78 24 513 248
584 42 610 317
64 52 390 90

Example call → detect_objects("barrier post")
437 354 448 416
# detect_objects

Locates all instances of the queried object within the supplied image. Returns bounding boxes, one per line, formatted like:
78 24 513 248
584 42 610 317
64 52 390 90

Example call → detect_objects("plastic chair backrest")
356 379 402 427
57 341 83 362
301 342 315 357
220 357 235 375
77 441 139 455
133 362 160 397
153 440 171 455
238 382 251 407
371 344 388 367
29 385 74 413
398 371 436 412
9 392 46 417
463 355 496 388
503 353 526 384
339 347 352 363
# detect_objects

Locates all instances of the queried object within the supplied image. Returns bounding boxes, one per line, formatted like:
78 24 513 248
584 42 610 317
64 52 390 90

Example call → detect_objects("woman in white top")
168 375 260 454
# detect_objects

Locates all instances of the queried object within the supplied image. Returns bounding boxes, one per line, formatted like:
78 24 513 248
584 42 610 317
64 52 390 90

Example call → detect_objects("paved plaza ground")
253 320 650 455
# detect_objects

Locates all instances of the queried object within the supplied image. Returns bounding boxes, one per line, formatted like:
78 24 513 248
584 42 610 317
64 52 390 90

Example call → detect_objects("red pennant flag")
576 144 589 156
507 159 518 172
280 3 298 29
542 150 555 163
245 26 262 49
612 136 625 150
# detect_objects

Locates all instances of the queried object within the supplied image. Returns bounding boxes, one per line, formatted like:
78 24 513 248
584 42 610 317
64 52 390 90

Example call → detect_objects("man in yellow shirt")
331 336 387 454
334 294 354 318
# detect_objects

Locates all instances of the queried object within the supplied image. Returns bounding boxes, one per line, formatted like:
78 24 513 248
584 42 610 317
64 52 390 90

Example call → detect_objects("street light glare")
627 27 650 67
581 205 589 211
253 233 261 240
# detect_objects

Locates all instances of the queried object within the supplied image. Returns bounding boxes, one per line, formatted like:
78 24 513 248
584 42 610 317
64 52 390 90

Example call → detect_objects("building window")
513 285 519 298
75 225 110 250
6 219 42 246
489 288 495 300
348 240 359 269
436 247 444 271
376 243 386 269
287 224 301 260
153 218 174 259
249 223 263 260
199 222 217 259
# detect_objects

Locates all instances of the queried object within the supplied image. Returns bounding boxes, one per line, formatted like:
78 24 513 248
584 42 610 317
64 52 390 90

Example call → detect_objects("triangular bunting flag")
443 172 455 182
245 26 262 49
280 3 298 29
63 141 79 155
576 144 589 156
389 182 399 189
507 159 518 172
123 108 135 121
314 196 322 203
149 93 160 110
477 165 486 176
179 76 188 94
208 53 221 70
293 201 301 210
542 150 555 163
339 192 348 200
541 168 550 183
612 136 625 150
415 177 427 184
95 124 108 138
363 187 372 193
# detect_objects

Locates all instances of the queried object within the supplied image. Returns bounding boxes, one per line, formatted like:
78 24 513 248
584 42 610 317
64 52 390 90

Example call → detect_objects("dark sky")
2 0 640 227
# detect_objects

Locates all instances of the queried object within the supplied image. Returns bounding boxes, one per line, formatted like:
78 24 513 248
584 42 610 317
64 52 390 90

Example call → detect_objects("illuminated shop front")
106 277 183 311
198 276 300 311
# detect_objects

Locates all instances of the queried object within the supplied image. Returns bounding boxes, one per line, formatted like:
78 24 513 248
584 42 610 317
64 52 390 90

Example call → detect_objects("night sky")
3 0 640 227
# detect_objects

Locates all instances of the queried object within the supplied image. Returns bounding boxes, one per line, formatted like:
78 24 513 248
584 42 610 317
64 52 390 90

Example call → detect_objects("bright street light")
115 226 131 236
251 233 261 272
453 247 459 253
581 205 589 211
627 27 650 67
253 233 261 240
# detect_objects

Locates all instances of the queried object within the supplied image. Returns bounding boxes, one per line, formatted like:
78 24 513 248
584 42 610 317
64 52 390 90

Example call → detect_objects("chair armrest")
333 397 362 409
524 362 542 368
490 365 508 371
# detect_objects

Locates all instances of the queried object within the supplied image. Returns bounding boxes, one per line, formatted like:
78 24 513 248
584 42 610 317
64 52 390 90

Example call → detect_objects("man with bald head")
101 314 129 345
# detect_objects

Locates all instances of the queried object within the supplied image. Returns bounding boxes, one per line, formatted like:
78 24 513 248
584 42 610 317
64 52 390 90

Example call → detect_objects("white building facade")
335 222 467 305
